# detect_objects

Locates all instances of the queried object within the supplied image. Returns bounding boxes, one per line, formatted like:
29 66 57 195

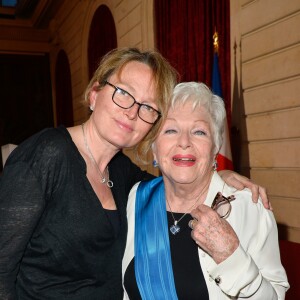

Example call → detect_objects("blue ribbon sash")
134 177 178 300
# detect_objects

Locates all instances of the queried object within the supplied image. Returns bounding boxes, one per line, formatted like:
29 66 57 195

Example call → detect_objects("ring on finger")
188 219 196 230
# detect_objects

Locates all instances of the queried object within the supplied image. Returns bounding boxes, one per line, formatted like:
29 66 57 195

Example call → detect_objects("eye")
164 129 177 134
140 104 155 113
116 88 129 97
193 130 206 136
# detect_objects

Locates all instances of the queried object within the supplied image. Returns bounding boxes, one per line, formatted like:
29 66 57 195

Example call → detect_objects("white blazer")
122 172 289 299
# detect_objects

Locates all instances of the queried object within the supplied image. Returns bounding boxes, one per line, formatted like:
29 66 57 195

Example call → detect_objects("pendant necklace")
166 182 209 235
81 123 113 188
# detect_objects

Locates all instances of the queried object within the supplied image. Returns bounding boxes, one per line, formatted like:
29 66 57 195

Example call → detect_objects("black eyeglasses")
211 192 235 219
104 81 161 124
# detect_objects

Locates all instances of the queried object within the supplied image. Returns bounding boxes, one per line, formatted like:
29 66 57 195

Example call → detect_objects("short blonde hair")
84 47 178 163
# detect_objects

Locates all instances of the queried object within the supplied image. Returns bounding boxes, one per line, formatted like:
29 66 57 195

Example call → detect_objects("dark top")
124 212 209 300
0 126 152 300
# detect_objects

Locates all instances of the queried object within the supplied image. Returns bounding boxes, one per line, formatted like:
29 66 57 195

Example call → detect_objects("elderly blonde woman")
122 82 289 299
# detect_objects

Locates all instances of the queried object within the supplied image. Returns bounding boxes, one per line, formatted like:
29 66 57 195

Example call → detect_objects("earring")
213 160 218 171
153 160 159 168
89 105 94 111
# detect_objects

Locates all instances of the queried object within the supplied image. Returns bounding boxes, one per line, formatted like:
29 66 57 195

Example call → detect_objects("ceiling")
0 0 64 28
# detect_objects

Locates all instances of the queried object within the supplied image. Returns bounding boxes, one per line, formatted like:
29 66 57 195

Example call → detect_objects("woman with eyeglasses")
122 82 289 299
0 48 270 299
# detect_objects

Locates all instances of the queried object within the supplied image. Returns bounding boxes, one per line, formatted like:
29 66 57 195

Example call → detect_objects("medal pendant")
170 223 180 235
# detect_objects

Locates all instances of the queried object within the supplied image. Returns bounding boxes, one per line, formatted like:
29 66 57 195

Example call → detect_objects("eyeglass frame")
211 192 235 219
104 81 161 124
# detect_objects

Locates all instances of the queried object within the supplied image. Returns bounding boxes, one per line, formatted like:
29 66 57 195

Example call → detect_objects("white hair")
171 82 226 154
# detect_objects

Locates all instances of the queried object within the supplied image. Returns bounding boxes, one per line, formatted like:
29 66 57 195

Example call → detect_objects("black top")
124 212 209 299
0 126 152 300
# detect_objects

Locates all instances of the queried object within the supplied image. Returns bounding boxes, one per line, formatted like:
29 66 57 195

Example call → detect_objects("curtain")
0 54 53 146
154 0 231 123
88 5 117 79
55 50 73 127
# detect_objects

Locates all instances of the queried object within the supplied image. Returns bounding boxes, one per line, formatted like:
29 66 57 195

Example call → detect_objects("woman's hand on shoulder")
218 170 271 210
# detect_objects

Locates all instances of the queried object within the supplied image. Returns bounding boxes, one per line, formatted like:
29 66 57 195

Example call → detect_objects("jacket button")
215 276 221 285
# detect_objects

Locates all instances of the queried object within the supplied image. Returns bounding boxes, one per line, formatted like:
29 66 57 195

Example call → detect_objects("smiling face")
152 101 216 187
89 61 158 150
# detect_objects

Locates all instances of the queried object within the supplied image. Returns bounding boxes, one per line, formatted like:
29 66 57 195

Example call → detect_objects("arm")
0 162 45 299
208 243 288 299
218 170 270 209
211 210 288 298
191 195 289 299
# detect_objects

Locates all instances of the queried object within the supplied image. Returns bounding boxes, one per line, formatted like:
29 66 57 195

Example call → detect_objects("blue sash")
135 177 178 300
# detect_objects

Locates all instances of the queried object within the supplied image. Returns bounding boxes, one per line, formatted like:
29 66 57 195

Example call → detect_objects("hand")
190 204 239 264
218 170 271 210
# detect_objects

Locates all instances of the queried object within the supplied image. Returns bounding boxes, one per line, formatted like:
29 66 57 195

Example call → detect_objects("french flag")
212 32 234 171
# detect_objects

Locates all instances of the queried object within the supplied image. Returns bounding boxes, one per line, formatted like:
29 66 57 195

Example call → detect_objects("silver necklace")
166 183 208 235
81 123 113 188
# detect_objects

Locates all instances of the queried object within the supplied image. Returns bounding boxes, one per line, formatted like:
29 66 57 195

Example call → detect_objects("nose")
177 132 191 150
124 103 139 120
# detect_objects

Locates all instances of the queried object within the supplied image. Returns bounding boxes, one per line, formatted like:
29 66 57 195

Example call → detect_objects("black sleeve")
0 128 68 299
0 162 46 299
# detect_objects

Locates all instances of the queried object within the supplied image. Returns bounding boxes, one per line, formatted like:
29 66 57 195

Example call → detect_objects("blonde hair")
84 47 178 163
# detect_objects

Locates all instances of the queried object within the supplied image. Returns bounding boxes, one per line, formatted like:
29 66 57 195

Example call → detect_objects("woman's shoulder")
230 188 264 209
212 173 265 213
5 126 76 167
25 126 71 149
228 187 275 233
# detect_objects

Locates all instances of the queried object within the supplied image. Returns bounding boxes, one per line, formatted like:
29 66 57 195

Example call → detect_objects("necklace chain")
166 182 209 235
81 123 113 188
